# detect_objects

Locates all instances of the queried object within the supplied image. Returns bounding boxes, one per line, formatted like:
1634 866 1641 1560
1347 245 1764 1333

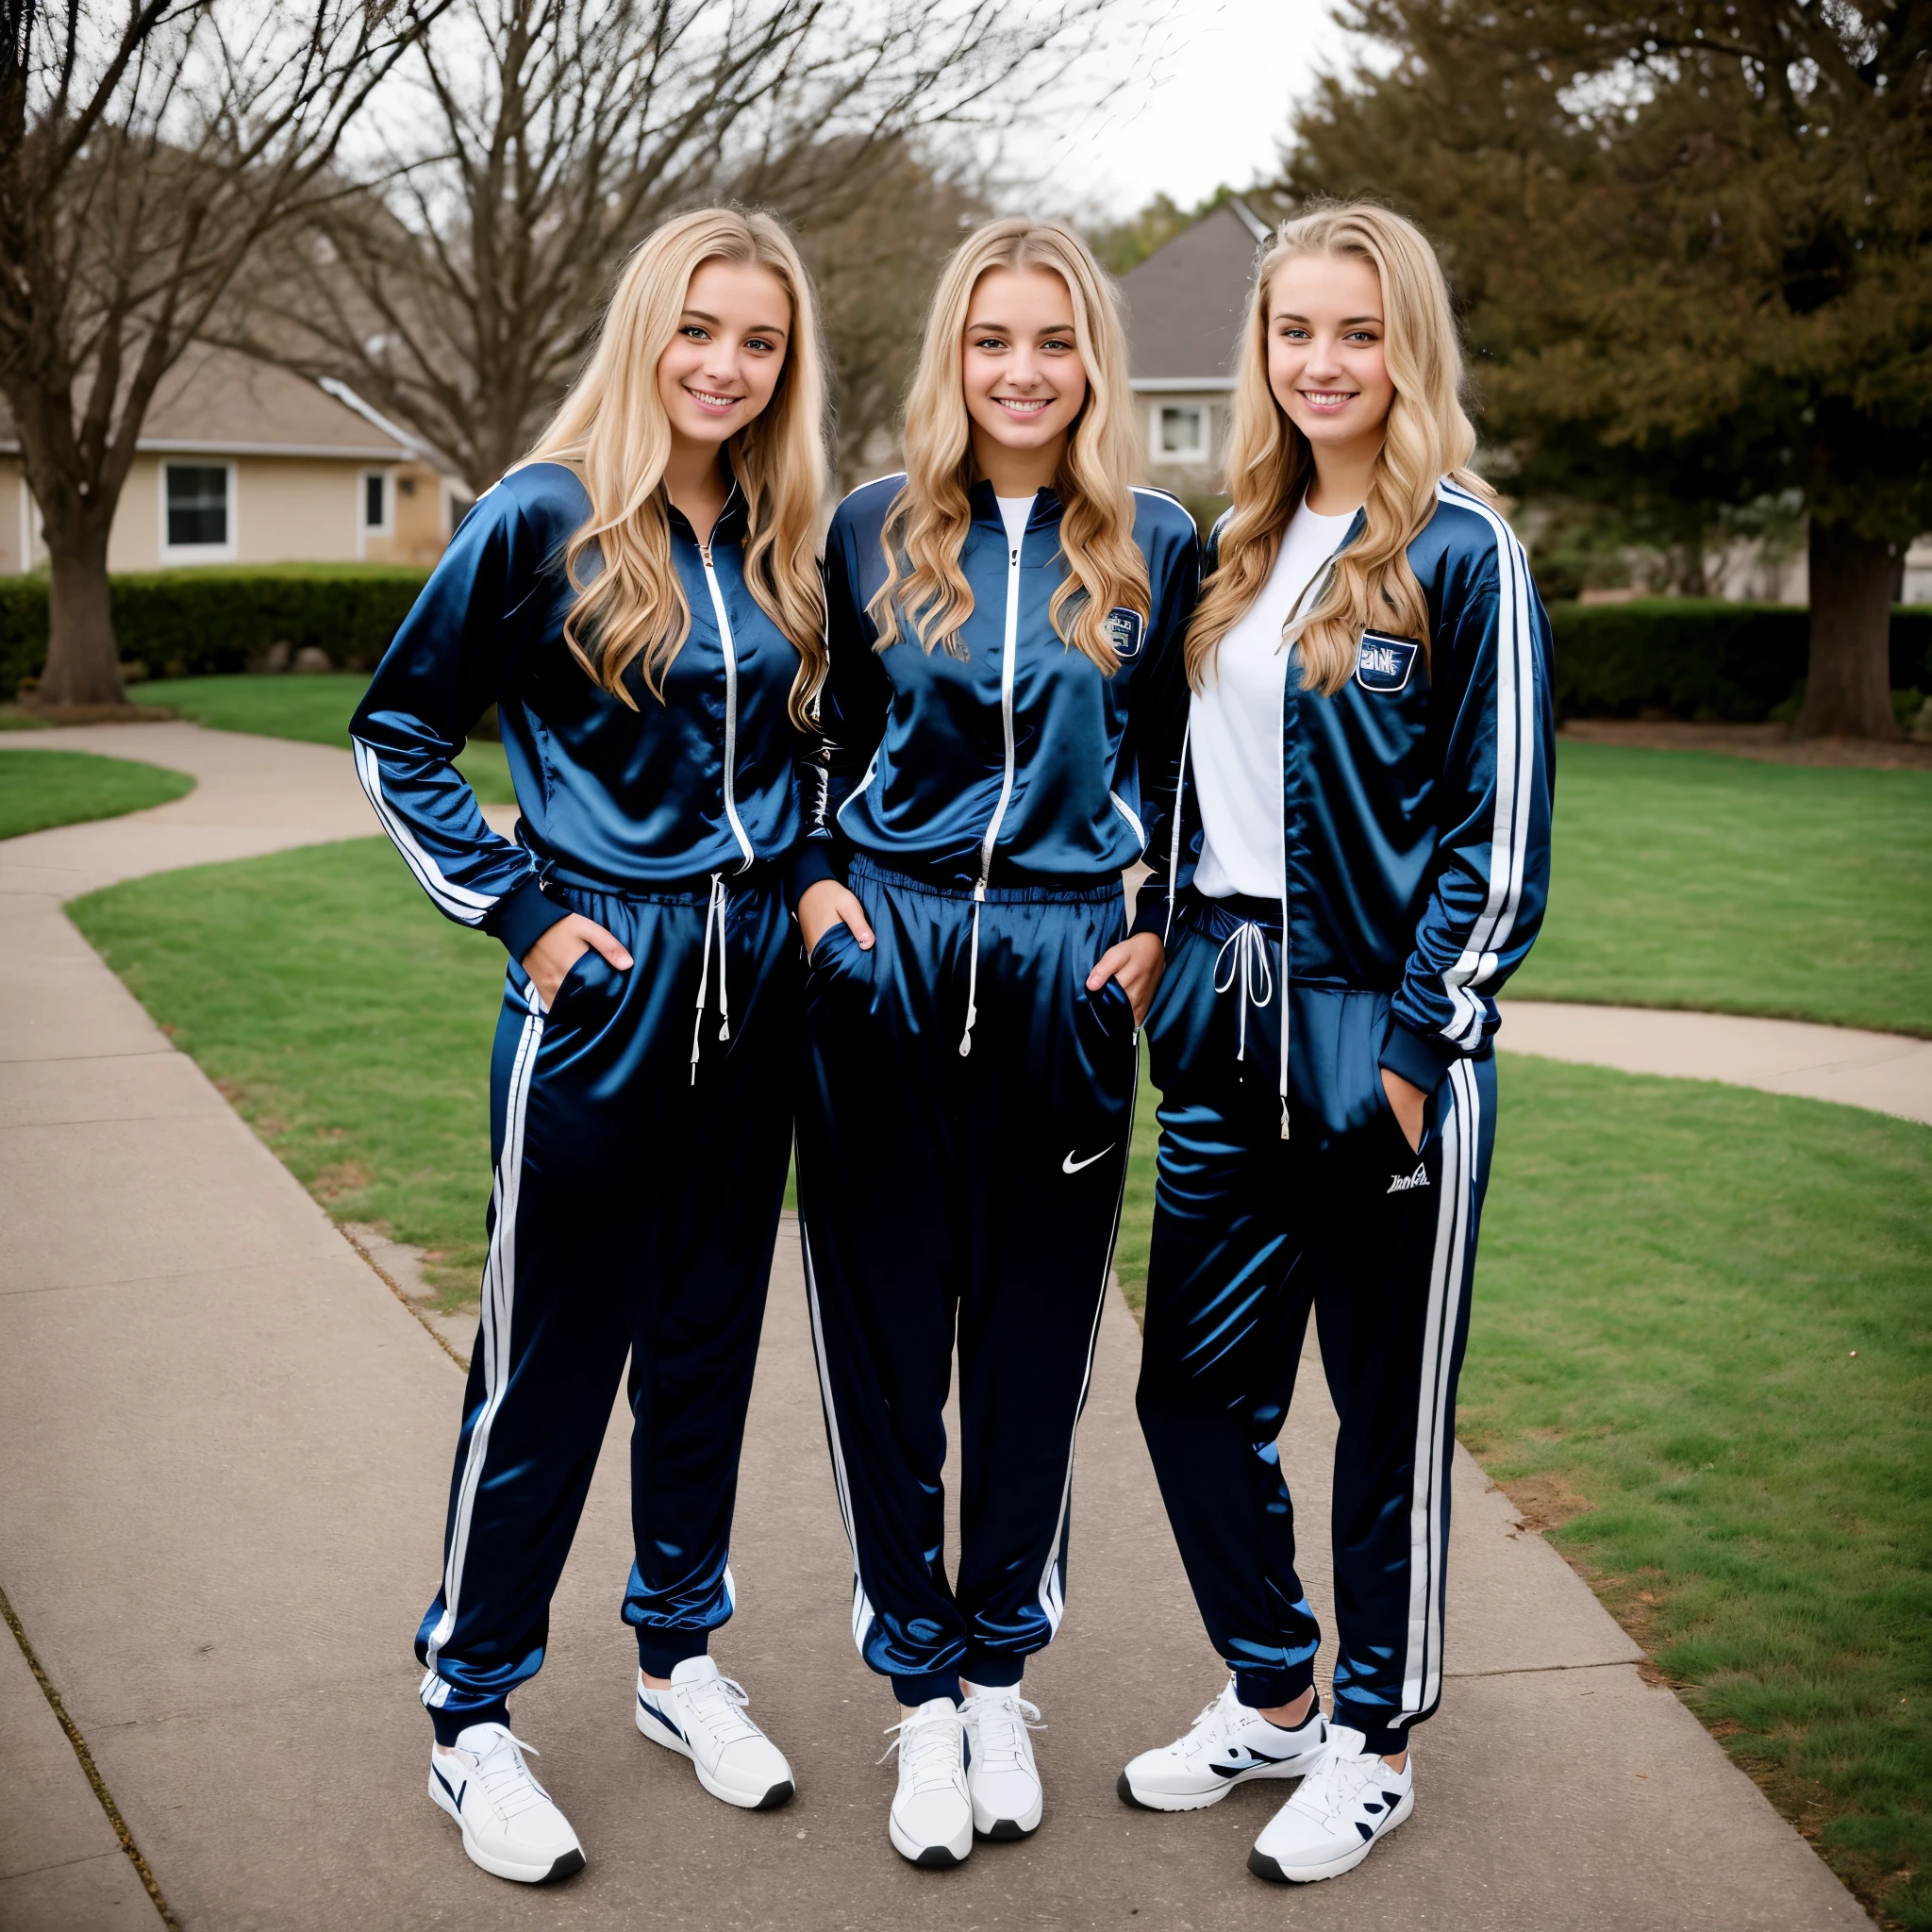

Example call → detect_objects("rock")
291 645 333 675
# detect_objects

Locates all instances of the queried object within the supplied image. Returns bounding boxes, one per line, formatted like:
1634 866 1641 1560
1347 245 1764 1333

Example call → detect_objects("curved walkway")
0 724 1869 1930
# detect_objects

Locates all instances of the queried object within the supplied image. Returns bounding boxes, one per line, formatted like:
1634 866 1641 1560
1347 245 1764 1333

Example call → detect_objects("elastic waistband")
541 857 779 906
849 853 1124 908
1183 888 1283 940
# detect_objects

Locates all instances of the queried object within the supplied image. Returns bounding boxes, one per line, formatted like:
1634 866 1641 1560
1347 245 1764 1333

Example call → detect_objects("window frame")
1155 402 1210 462
158 459 238 563
360 469 392 536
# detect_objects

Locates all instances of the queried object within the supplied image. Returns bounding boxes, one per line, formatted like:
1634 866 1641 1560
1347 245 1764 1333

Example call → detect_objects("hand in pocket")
1381 1067 1427 1155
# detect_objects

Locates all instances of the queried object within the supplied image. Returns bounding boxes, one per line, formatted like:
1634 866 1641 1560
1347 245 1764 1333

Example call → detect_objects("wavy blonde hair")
1186 202 1494 697
869 218 1147 675
525 208 829 727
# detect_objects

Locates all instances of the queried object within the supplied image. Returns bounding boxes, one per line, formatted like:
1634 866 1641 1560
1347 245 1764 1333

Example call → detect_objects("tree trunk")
1796 518 1901 740
37 515 125 708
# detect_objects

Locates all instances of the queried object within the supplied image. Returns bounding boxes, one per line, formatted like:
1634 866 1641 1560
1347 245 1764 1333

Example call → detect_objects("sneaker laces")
467 1729 552 1822
961 1690 1042 1768
1174 1678 1247 1761
1291 1738 1390 1826
675 1672 762 1749
878 1707 966 1794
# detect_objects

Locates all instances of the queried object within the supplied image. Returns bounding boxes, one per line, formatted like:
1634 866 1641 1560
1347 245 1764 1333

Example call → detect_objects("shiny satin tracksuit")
794 476 1198 1705
351 464 814 1741
1131 482 1555 1755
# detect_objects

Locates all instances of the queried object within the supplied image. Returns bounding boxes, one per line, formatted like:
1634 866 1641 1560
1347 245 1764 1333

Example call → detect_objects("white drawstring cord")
958 882 986 1057
1212 920 1274 1070
691 872 729 1083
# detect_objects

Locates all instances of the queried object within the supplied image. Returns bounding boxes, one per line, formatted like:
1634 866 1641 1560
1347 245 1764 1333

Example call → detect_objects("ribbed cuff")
636 1629 709 1679
1378 1015 1458 1093
483 875 569 965
784 839 840 910
1129 885 1172 940
1233 1660 1316 1713
430 1697 510 1746
890 1670 963 1708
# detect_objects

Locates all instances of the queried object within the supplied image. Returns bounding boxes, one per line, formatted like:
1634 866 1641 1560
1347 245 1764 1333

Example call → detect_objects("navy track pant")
796 857 1139 1707
1138 892 1496 1757
415 874 794 1741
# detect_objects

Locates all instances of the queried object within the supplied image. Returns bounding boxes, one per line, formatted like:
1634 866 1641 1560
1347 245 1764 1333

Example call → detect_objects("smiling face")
654 257 791 453
959 265 1089 493
1265 250 1396 470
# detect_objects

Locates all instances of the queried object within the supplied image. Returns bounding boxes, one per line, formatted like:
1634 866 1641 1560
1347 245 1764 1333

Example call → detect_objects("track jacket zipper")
691 530 755 1081
958 518 1024 1057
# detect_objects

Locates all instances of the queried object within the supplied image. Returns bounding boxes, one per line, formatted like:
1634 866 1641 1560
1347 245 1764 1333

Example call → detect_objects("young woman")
1117 204 1554 1884
791 219 1197 1868
349 208 829 1884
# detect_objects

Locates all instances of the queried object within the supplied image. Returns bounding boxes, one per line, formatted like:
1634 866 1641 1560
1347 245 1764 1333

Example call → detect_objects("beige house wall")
364 459 455 568
0 459 41 575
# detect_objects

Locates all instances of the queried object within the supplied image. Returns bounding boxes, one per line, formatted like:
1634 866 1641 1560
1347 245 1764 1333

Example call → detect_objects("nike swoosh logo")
1062 1145 1115 1174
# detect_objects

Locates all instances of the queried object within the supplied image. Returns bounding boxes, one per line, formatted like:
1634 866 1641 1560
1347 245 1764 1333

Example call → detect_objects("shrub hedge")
3 564 431 695
1547 600 1932 722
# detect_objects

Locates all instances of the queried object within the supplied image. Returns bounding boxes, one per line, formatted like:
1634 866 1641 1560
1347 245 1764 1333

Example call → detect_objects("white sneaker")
883 1698 974 1868
1119 1676 1328 1811
1249 1724 1413 1883
961 1688 1043 1840
427 1724 585 1884
635 1657 795 1810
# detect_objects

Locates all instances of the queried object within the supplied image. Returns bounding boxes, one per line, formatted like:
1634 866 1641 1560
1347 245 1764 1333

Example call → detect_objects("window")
164 464 230 549
362 471 388 530
1157 404 1209 461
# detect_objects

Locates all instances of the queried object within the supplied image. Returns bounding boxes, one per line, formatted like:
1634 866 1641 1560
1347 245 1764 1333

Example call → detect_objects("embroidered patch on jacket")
1355 631 1420 692
1106 608 1146 660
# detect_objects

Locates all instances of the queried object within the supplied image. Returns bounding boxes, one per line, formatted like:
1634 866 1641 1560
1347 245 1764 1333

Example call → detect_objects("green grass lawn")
0 748 192 840
133 673 516 805
65 742 1932 1926
1515 740 1932 1036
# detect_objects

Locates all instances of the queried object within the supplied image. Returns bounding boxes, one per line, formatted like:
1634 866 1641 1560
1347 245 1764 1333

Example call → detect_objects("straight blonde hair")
1186 202 1494 696
525 208 829 727
869 218 1148 675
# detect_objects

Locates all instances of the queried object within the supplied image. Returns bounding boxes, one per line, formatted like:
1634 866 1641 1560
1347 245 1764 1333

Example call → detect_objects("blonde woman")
789 218 1196 1866
350 208 828 1884
1117 204 1555 1884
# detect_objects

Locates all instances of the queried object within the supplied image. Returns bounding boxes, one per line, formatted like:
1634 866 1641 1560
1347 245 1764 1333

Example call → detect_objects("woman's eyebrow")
680 307 788 337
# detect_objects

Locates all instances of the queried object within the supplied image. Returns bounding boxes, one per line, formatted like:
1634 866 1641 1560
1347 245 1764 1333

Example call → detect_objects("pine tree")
1281 0 1932 737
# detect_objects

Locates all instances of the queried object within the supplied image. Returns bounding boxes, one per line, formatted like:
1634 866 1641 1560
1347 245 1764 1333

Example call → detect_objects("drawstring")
1278 888 1292 1140
958 882 985 1057
1212 921 1274 1070
691 872 730 1083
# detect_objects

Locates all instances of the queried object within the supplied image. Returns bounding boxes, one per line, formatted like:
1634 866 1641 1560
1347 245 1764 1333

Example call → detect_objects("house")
0 344 467 575
1119 196 1271 501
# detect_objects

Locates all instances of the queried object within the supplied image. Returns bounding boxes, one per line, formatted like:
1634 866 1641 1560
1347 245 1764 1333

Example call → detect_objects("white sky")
1004 0 1348 218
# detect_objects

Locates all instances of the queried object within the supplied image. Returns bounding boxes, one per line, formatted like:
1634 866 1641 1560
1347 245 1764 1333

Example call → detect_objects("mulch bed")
1562 718 1932 772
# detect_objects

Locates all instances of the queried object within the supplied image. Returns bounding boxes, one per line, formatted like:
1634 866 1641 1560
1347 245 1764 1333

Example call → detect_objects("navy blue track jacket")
802 475 1200 891
350 462 821 962
1131 479 1556 1106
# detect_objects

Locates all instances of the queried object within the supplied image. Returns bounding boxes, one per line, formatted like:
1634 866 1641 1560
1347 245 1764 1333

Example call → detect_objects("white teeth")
689 390 739 408
996 397 1050 412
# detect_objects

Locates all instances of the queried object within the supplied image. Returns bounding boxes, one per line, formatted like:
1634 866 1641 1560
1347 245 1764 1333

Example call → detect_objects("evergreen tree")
1281 0 1932 737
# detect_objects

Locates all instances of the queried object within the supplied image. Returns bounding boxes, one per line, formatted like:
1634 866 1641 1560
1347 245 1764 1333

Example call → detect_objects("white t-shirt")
995 495 1032 554
1191 501 1357 900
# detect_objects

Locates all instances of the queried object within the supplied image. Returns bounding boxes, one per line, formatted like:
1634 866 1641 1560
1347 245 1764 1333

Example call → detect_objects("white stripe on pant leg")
1035 1047 1139 1635
799 1209 876 1657
420 984 544 1690
1397 1058 1474 1724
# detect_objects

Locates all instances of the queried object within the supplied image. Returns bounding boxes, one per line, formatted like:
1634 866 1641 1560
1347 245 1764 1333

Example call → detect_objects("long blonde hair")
1185 202 1493 696
525 208 829 726
869 218 1148 675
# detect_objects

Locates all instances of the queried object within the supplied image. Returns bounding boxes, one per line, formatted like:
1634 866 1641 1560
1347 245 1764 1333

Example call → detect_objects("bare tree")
0 1 451 708
221 0 1122 494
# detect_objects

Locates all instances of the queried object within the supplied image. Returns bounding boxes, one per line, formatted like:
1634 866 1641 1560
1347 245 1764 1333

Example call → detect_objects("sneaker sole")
1248 1790 1413 1884
1116 1759 1315 1813
889 1813 973 1868
973 1790 1042 1840
636 1701 794 1811
428 1774 585 1884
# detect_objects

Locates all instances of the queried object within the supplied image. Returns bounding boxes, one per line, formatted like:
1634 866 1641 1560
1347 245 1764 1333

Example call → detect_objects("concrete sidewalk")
1 724 1873 1927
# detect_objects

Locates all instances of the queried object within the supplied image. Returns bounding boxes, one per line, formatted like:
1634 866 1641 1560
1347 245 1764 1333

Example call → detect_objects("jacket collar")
967 477 1063 531
664 473 749 550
